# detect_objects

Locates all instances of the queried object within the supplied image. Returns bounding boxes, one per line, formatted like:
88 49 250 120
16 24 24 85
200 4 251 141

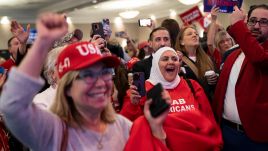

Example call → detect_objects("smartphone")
138 19 152 27
147 83 170 118
133 72 146 97
115 31 125 37
91 22 105 39
102 18 111 36
102 19 110 26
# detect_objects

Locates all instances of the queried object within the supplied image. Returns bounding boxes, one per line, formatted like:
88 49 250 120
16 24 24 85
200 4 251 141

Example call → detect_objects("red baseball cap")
56 41 120 78
126 57 139 70
138 41 149 50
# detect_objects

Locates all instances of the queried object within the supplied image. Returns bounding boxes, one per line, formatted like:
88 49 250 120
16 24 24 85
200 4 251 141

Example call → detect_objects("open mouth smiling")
166 67 175 73
87 92 106 97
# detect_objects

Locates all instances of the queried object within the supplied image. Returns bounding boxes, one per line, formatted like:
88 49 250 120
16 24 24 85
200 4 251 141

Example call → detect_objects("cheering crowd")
0 2 267 151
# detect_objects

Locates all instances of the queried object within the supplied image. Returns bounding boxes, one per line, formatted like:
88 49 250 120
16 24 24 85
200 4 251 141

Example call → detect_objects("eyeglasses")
247 17 268 27
77 68 113 84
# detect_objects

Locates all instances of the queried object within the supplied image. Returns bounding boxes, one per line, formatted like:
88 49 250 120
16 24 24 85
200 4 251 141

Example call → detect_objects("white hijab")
147 47 180 89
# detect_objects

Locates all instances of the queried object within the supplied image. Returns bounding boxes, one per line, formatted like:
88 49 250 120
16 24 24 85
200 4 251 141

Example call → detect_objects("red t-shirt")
146 80 199 113
121 77 215 122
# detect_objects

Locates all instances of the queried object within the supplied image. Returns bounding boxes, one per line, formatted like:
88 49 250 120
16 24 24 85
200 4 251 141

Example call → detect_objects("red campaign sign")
179 6 203 24
197 13 211 30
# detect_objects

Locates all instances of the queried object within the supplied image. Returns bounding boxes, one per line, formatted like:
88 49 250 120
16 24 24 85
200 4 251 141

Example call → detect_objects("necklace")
95 123 106 150
97 133 104 150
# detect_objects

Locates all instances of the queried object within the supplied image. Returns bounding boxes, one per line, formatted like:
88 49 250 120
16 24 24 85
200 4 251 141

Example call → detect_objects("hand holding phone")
147 83 170 118
91 34 106 50
133 72 146 97
91 22 105 39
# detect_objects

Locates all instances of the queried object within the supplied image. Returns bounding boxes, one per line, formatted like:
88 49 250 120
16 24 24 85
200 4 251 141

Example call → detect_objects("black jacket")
132 55 153 80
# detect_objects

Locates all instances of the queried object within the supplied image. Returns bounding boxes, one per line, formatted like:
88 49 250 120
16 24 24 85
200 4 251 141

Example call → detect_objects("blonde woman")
207 6 237 70
0 13 168 151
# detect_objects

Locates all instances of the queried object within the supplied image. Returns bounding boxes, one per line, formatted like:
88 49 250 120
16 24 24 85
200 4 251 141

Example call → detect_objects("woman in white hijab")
123 47 223 151
122 47 216 122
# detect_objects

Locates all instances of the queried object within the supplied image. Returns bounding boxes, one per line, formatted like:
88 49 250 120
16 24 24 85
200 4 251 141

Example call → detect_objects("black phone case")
133 72 146 97
91 22 105 39
147 83 170 118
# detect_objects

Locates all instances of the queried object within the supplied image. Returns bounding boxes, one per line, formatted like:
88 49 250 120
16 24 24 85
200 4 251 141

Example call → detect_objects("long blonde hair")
50 71 116 128
175 26 215 79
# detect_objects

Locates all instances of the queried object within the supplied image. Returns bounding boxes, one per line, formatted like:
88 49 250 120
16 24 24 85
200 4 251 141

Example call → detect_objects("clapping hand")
10 20 30 44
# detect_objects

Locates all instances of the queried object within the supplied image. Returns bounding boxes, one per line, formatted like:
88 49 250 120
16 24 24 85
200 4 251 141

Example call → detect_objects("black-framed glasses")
247 17 268 27
77 68 113 84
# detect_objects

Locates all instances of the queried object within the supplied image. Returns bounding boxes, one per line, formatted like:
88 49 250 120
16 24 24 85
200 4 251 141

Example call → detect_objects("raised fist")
36 13 68 45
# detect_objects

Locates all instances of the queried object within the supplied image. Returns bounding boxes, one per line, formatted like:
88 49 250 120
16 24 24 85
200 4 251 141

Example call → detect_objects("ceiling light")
170 10 177 18
66 17 72 24
0 0 17 5
178 0 201 5
1 16 10 25
114 17 124 30
98 0 157 10
114 17 123 25
150 15 156 21
119 10 139 19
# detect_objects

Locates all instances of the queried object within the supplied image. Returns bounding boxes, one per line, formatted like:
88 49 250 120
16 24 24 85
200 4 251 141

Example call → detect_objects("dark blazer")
132 55 153 80
213 20 268 142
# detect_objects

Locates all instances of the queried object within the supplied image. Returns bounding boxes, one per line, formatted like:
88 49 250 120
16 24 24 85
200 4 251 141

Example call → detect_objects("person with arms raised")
213 5 268 151
0 12 170 151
